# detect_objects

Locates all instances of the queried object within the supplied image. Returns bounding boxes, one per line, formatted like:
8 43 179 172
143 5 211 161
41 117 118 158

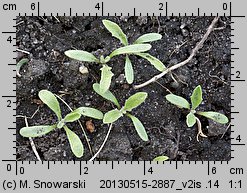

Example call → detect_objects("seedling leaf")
99 65 114 93
20 124 57 137
186 112 196 127
64 126 84 158
153 156 169 162
165 94 190 109
191 85 202 110
75 107 104 120
64 112 81 122
38 90 62 120
102 20 128 46
127 114 148 141
134 53 166 72
93 83 120 108
16 58 28 77
65 50 99 63
125 56 134 84
103 109 123 124
197 111 229 124
134 33 162 44
124 92 148 112
109 44 152 58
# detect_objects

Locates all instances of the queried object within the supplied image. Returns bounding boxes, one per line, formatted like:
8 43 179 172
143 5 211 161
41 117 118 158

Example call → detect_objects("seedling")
20 90 103 158
93 83 149 141
165 85 229 141
65 20 166 94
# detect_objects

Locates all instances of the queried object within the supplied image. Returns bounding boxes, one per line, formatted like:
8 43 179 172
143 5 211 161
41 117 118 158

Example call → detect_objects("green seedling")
93 83 149 141
165 85 229 141
103 19 166 84
65 20 165 94
153 155 169 162
20 90 103 158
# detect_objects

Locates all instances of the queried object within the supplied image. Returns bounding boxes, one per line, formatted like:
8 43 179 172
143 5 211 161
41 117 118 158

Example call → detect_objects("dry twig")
134 17 220 89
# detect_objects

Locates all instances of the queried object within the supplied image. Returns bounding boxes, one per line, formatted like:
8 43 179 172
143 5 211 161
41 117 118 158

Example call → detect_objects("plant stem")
24 116 41 161
54 94 93 156
195 117 207 142
89 123 113 161
133 16 220 89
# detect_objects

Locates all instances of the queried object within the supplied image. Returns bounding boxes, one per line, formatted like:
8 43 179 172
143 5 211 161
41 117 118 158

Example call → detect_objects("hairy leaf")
65 50 99 63
102 20 128 46
16 58 28 77
165 94 190 109
20 124 57 137
191 85 202 110
197 111 229 124
186 112 196 127
127 114 148 141
109 44 151 58
64 112 81 122
125 56 134 84
75 107 103 120
64 126 84 158
93 83 120 108
134 53 166 72
103 109 123 124
99 65 114 94
153 156 169 162
38 90 62 120
134 33 162 44
124 92 148 112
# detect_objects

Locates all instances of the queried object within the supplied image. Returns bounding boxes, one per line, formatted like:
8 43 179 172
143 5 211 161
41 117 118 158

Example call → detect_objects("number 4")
7 36 12 43
95 3 101 10
236 135 241 142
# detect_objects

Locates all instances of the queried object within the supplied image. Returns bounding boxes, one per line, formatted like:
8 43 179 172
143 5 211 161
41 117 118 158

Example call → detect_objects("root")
24 116 41 161
89 123 113 161
195 117 207 142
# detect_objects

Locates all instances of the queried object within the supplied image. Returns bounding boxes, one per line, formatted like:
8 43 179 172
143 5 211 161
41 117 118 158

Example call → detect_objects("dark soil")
16 16 231 161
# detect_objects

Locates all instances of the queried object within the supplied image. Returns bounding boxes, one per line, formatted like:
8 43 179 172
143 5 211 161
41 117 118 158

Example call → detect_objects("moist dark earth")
16 16 231 161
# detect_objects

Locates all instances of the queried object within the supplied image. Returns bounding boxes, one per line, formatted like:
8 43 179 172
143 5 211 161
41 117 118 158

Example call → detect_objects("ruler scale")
1 0 246 192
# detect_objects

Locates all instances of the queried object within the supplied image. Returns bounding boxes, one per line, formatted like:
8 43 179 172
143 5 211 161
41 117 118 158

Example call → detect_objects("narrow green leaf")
109 44 152 58
64 126 84 158
65 50 99 63
191 85 203 110
103 109 123 124
125 56 134 84
16 58 28 77
197 111 229 124
124 92 148 112
74 107 103 120
134 53 166 72
99 65 114 94
93 83 120 108
165 94 190 109
127 114 148 141
134 33 162 44
38 90 62 120
20 124 57 137
102 20 128 46
186 112 196 127
64 112 81 122
153 156 169 162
